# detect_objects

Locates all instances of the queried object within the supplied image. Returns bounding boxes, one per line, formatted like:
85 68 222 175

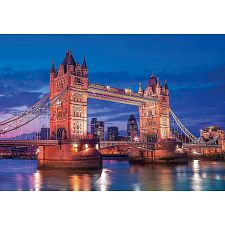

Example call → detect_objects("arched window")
73 107 82 117
73 123 82 134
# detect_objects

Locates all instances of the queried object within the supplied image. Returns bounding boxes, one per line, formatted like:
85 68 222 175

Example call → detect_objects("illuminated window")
73 123 82 134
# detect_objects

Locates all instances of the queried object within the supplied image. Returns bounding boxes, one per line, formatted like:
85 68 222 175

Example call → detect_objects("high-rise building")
40 127 50 140
127 114 138 141
91 118 104 141
107 127 119 141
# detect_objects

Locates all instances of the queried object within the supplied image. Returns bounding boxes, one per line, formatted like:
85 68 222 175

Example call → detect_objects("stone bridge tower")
49 50 88 140
139 75 170 142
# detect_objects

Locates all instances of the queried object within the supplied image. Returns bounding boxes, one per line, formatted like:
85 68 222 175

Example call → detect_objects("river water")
1 159 225 191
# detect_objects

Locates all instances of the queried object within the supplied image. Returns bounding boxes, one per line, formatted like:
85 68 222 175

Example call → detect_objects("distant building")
91 118 104 141
107 127 119 141
117 136 128 141
127 114 138 141
200 126 225 145
40 127 50 140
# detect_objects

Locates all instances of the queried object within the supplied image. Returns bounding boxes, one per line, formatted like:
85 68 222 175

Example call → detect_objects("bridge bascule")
0 49 222 152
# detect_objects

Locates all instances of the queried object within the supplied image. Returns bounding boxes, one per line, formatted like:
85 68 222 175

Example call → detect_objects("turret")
50 60 56 74
164 80 168 89
138 82 143 94
50 60 56 82
156 77 161 95
82 56 88 78
61 49 76 75
164 80 169 95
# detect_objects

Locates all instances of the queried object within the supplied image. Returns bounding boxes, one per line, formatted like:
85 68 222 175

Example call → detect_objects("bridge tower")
139 75 170 142
49 50 88 140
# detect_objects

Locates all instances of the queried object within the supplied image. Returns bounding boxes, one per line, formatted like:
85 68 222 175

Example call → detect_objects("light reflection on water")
1 159 225 191
192 160 202 191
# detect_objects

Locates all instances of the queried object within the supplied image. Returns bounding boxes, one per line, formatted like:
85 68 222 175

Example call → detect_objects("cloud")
0 67 49 116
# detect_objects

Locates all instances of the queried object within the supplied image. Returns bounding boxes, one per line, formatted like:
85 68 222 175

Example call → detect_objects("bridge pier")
38 139 102 170
129 140 188 164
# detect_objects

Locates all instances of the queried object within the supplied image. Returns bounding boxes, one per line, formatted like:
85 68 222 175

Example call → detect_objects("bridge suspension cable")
0 87 68 135
170 108 220 146
169 108 199 144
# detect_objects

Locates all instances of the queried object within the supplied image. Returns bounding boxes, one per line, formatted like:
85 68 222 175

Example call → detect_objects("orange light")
85 144 88 150
73 143 78 153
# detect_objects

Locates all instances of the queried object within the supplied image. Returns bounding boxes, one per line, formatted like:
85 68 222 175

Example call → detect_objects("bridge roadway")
182 143 219 148
100 141 155 151
0 140 58 146
0 140 219 150
0 140 155 151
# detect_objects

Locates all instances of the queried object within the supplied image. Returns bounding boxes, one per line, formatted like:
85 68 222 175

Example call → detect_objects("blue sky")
0 34 224 136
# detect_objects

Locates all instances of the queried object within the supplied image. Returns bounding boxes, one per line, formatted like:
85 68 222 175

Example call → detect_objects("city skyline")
0 35 225 136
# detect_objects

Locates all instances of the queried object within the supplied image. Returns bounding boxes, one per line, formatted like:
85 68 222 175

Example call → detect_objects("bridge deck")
0 140 58 146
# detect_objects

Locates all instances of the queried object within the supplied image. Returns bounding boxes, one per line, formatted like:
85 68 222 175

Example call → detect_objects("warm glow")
193 151 200 155
96 144 99 150
36 148 40 154
73 143 78 153
85 144 88 150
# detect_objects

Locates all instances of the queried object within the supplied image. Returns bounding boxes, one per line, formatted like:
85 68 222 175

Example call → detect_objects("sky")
0 34 225 136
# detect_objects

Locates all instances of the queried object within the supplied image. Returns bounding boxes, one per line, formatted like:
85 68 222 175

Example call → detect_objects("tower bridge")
0 49 224 167
88 83 158 106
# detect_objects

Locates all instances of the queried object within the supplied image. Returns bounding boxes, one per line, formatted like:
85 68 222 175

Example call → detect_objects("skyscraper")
127 114 138 141
107 127 119 141
91 118 104 141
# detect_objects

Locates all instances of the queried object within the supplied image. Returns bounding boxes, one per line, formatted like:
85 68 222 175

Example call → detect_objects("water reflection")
34 171 41 191
191 160 202 191
193 160 199 170
39 169 102 191
1 159 225 190
96 169 112 191
132 164 174 191
133 183 141 191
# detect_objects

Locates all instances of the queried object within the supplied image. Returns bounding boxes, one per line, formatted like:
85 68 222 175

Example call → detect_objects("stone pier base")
38 140 102 170
129 140 188 164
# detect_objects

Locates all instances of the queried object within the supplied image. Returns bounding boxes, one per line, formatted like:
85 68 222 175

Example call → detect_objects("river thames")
1 159 225 191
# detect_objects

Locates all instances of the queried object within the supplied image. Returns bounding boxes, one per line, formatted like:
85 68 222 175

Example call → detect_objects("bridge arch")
57 128 67 141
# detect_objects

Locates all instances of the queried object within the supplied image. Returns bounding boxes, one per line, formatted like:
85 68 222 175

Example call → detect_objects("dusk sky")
0 34 225 136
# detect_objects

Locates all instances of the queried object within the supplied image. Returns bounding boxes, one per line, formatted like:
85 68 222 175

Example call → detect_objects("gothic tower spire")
82 56 87 69
138 82 143 94
50 59 56 73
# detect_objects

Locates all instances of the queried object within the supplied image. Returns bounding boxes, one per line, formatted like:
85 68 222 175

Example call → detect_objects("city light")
134 136 139 142
85 144 88 150
73 143 78 153
193 151 200 155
